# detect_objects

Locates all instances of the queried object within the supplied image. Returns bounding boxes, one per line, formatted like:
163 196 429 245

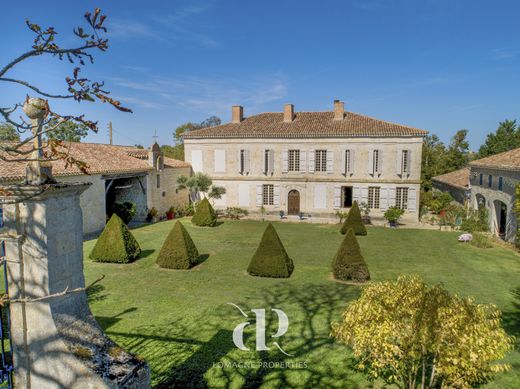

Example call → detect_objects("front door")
288 190 300 215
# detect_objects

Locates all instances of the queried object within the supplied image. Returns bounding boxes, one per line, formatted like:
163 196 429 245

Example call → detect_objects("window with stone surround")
288 150 300 172
262 184 274 205
368 186 380 209
396 187 408 209
315 150 327 172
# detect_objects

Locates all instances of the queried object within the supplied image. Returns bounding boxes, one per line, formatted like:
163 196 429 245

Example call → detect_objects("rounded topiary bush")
340 201 367 235
247 223 294 278
332 228 370 282
90 214 141 263
157 221 200 269
191 197 217 227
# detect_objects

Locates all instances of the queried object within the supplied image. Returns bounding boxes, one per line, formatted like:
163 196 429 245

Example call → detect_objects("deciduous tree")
331 275 513 389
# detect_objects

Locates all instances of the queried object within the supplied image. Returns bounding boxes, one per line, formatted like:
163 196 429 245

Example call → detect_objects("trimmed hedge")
332 228 370 282
90 214 141 263
340 201 367 235
191 197 217 227
157 221 200 269
247 223 294 278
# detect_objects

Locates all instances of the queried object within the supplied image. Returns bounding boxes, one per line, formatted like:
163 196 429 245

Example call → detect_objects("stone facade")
147 165 192 216
185 123 424 222
469 167 518 242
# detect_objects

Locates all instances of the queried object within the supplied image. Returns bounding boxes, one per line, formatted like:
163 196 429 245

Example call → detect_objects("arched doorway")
494 200 507 239
288 190 300 215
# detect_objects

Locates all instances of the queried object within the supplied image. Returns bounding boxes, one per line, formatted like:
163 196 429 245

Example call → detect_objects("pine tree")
90 214 141 263
191 197 217 226
340 201 367 235
332 228 370 282
247 223 294 278
157 221 200 269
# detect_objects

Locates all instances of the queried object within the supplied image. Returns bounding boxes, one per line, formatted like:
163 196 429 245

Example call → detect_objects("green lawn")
83 219 520 388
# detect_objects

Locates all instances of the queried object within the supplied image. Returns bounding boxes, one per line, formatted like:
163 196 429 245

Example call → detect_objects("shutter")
353 186 361 203
269 149 275 174
326 150 334 174
333 186 341 208
274 185 281 206
308 149 315 173
407 149 412 176
408 187 417 211
299 150 306 172
377 149 383 174
380 188 389 210
238 150 242 173
282 150 288 173
361 187 368 204
388 187 397 207
368 149 374 175
396 148 403 175
245 149 251 174
341 149 346 175
256 185 263 206
349 149 355 174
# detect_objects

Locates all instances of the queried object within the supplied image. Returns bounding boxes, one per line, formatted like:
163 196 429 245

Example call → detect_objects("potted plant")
146 207 158 223
279 210 285 219
166 206 175 220
359 202 371 224
384 206 404 228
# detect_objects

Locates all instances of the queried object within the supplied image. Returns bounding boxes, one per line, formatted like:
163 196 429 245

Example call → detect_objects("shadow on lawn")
503 286 520 341
105 282 363 388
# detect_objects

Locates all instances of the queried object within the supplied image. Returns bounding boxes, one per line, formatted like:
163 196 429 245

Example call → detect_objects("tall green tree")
445 129 470 171
170 116 221 160
421 134 448 191
0 122 20 142
478 119 520 158
44 119 89 142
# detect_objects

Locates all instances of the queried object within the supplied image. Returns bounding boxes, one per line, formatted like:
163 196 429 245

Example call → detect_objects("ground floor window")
263 184 274 205
368 186 380 209
341 186 353 208
396 187 409 209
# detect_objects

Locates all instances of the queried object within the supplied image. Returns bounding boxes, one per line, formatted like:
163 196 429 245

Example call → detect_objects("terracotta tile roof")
183 111 428 139
432 167 470 190
0 142 189 182
469 147 520 171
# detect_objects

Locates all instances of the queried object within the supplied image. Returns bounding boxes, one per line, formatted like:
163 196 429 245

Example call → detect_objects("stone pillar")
0 183 150 388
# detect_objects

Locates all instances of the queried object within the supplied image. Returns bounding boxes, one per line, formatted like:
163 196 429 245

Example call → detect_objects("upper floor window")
262 184 274 205
344 150 351 174
499 177 504 191
156 174 161 188
402 150 410 174
315 150 327 172
240 150 245 173
479 173 483 186
488 175 493 188
239 149 250 174
396 187 409 209
288 150 300 172
373 150 381 173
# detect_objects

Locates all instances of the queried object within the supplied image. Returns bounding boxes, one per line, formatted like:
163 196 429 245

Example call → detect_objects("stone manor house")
184 100 428 222
0 142 190 234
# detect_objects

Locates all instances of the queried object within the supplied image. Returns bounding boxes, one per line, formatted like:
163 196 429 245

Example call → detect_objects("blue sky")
2 0 520 150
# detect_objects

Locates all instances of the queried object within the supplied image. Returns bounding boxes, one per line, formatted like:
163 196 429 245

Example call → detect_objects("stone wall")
185 137 423 221
147 166 191 217
469 166 518 242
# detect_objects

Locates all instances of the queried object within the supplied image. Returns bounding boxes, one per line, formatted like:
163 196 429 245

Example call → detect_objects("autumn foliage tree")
0 8 131 181
331 276 513 389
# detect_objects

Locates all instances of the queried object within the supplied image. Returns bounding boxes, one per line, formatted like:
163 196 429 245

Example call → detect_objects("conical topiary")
157 221 200 269
90 214 141 263
332 228 370 282
247 223 294 278
191 197 217 227
340 201 367 235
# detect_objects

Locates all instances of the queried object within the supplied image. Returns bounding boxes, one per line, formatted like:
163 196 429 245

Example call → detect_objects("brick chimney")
283 104 294 122
232 105 243 123
333 99 345 120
